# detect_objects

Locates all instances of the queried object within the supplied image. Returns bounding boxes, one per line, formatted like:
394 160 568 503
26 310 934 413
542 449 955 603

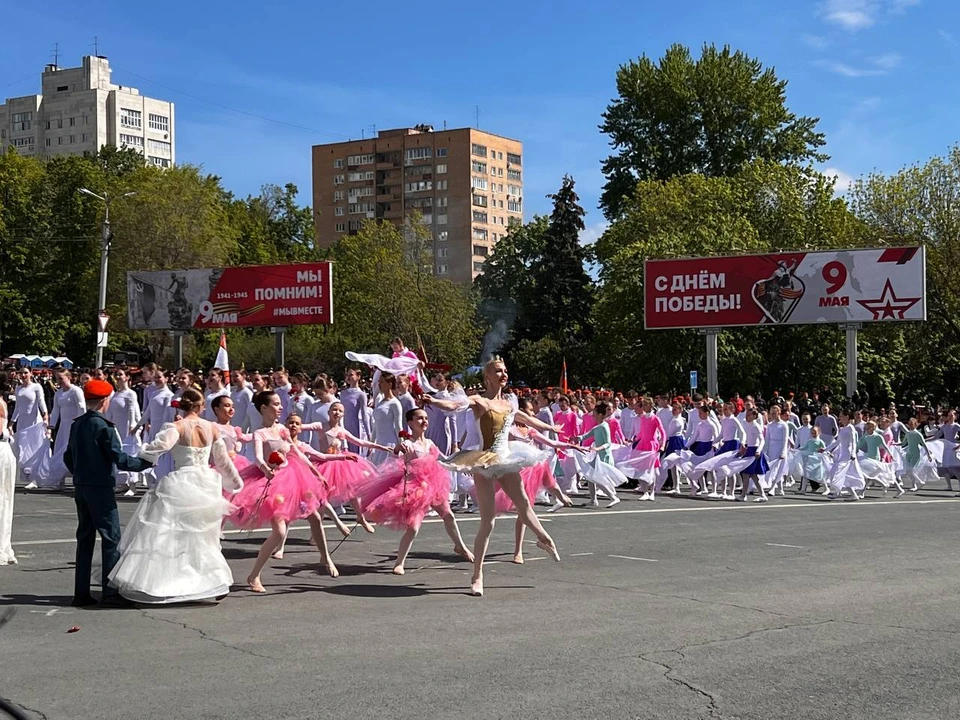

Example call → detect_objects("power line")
111 65 354 140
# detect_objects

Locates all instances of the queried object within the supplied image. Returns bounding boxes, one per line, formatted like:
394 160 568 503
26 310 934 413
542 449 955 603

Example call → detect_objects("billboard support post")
273 327 286 368
705 328 719 398
843 323 861 399
171 331 184 369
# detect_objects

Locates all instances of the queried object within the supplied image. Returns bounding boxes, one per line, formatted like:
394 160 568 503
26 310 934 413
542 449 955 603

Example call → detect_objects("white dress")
12 382 49 480
0 427 17 565
105 388 142 489
369 397 402 466
108 420 243 604
45 384 85 486
826 425 865 493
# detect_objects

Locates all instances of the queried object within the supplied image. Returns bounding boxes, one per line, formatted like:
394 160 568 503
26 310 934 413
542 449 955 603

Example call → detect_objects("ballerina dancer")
684 404 720 496
659 401 687 494
858 420 903 497
230 369 254 431
202 368 230 422
620 396 666 501
763 405 792 497
109 390 244 603
730 407 769 502
210 396 252 471
358 408 474 575
900 417 937 492
13 367 49 487
226 391 342 591
825 410 865 500
796 426 828 495
501 398 575 561
43 367 86 490
426 358 562 597
340 367 371 453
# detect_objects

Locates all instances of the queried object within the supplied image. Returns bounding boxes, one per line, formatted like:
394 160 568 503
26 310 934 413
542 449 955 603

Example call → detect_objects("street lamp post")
78 188 136 368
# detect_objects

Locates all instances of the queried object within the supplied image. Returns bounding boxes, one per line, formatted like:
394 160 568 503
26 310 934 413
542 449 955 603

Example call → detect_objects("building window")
348 186 375 198
334 174 345 185
508 169 522 181
508 184 522 196
120 133 144 148
348 170 375 182
57 84 68 91
12 137 33 148
508 200 523 212
12 112 32 131
149 156 171 168
436 196 448 207
437 248 449 258
508 216 521 227
434 147 447 158
348 202 376 214
45 138 51 147
474 261 485 272
473 194 487 207
81 133 88 142
148 113 169 132
471 176 488 191
472 160 487 174
347 154 375 165
404 164 432 177
437 264 448 275
333 190 344 201
471 143 487 157
507 152 522 166
436 163 447 174
437 231 448 241
335 207 345 216
436 180 448 190
147 138 170 154
57 137 63 146
405 180 433 193
120 108 142 129
422 214 433 225
405 147 432 164
437 214 448 225
69 117 76 127
473 210 488 223
334 159 344 168
335 222 346 232
473 228 488 240
69 135 75 144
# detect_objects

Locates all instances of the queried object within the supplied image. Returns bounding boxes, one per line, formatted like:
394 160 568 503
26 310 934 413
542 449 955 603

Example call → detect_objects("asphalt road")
3 484 960 720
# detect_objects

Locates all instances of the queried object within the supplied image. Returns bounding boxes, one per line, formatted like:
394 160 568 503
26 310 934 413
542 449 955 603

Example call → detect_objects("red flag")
560 358 568 394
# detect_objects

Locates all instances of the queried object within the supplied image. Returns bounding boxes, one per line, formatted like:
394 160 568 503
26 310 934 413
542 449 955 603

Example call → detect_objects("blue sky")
2 0 958 242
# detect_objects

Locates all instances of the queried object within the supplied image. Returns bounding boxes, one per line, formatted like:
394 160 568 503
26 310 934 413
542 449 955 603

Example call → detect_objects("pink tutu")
308 454 378 505
359 448 450 531
226 455 327 530
494 460 556 514
220 454 252 501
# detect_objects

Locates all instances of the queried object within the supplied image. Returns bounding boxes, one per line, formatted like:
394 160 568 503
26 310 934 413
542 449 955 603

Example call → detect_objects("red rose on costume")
398 430 412 440
170 399 180 409
268 451 286 467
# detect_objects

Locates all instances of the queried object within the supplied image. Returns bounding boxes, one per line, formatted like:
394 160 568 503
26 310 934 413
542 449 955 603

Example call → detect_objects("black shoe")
71 595 98 607
99 595 135 609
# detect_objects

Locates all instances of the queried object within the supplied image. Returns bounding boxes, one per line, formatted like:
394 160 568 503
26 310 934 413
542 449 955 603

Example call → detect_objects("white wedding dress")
109 419 243 604
0 430 17 565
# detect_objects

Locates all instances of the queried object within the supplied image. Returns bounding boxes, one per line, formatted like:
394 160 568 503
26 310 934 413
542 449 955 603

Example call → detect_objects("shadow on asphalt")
0 594 74 607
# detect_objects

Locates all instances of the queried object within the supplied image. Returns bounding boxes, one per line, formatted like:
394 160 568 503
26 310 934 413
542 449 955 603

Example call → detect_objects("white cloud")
579 221 609 246
872 52 901 69
819 0 919 30
802 34 830 50
824 167 855 193
815 54 900 77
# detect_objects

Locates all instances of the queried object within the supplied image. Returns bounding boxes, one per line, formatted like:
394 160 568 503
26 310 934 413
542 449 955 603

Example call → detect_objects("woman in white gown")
0 382 18 566
109 389 244 604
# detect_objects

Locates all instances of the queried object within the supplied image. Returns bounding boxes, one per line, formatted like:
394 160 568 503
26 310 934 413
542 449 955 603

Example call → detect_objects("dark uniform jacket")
64 410 152 486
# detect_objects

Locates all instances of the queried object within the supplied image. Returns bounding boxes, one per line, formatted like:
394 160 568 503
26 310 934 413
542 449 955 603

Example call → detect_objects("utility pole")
78 188 137 367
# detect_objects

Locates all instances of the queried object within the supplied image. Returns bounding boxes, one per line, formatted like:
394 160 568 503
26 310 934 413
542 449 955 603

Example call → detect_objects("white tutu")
0 440 17 565
14 422 50 481
109 463 236 604
573 451 628 494
441 440 550 480
825 455 866 492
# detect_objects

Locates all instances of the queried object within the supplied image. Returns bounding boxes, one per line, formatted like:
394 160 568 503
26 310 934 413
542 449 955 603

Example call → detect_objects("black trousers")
73 485 121 599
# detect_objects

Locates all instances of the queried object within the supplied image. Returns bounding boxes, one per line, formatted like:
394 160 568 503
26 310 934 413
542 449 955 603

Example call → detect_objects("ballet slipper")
247 576 266 593
271 551 284 560
537 539 561 562
512 553 524 565
360 518 376 534
470 576 483 597
391 565 405 575
455 545 475 563
338 524 353 539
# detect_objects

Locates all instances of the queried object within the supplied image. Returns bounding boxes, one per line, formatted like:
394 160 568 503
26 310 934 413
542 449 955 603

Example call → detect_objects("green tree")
600 43 827 219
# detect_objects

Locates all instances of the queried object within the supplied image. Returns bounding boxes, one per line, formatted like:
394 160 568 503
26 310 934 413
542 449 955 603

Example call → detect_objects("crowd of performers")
1 338 957 603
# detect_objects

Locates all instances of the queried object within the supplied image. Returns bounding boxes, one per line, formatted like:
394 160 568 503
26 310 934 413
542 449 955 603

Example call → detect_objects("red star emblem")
856 279 921 320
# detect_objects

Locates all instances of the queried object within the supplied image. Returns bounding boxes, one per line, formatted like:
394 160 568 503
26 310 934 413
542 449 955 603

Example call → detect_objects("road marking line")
570 552 594 557
13 498 960 547
766 543 804 548
610 554 658 562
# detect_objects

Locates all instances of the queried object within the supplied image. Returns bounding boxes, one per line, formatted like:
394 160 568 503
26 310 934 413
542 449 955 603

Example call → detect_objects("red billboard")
644 247 926 330
127 263 334 330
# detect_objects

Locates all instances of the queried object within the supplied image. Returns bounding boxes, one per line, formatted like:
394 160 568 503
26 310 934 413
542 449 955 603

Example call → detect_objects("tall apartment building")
0 55 175 167
312 126 523 283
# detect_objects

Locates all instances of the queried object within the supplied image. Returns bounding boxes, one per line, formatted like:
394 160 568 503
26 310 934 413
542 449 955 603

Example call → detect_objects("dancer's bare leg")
350 498 376 534
272 525 290 559
470 476 497 596
513 518 525 563
323 503 352 537
393 527 418 575
437 504 474 562
498 473 559 561
305 513 339 578
248 518 286 592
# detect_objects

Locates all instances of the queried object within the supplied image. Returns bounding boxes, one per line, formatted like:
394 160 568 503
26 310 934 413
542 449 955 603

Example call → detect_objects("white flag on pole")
215 330 230 383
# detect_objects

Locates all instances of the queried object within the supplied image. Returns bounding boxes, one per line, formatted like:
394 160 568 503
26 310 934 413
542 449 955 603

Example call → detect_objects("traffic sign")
689 370 698 390
98 312 110 332
97 332 109 348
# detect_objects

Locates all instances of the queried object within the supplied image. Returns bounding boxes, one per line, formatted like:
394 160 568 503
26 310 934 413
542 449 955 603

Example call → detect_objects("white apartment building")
0 55 174 167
